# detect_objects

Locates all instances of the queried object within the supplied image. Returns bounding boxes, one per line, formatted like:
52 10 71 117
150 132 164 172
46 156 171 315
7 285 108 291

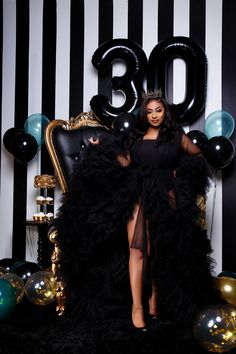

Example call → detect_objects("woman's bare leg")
127 203 146 328
149 283 158 316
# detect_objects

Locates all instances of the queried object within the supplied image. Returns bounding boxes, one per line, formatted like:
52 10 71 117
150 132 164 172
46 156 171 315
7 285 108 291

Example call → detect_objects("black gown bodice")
132 134 181 170
131 133 182 194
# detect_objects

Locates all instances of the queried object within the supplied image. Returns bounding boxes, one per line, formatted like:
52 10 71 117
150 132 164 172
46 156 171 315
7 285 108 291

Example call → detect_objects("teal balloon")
205 110 235 139
24 113 50 146
0 279 16 320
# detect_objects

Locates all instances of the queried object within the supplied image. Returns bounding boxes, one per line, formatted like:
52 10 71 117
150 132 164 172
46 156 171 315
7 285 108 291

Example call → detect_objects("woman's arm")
181 133 203 155
89 136 131 167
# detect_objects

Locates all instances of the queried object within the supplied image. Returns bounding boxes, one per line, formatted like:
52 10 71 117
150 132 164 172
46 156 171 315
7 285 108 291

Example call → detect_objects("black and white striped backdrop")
0 0 236 273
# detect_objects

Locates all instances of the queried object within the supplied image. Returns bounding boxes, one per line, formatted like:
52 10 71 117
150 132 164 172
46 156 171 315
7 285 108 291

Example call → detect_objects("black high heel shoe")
134 326 148 332
149 313 158 320
131 306 148 332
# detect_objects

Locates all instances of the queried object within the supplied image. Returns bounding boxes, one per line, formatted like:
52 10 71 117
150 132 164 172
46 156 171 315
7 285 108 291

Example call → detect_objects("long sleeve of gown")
180 133 202 155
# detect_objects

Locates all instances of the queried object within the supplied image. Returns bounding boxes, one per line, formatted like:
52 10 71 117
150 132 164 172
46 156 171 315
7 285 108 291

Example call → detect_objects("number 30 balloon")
90 38 147 128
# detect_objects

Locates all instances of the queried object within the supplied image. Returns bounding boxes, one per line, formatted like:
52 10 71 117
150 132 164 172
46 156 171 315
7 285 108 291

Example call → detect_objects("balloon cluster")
0 258 56 320
187 110 235 171
3 114 50 164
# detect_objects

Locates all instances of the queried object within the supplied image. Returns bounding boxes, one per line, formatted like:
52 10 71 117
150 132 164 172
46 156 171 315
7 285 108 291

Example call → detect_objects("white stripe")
205 0 223 274
173 0 189 108
55 0 71 119
142 0 158 90
27 0 43 221
0 0 16 259
83 0 99 112
143 0 158 59
113 0 128 39
25 0 44 262
112 0 128 107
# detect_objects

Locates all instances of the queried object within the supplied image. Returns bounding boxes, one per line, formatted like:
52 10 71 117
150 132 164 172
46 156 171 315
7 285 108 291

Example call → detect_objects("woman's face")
145 99 165 128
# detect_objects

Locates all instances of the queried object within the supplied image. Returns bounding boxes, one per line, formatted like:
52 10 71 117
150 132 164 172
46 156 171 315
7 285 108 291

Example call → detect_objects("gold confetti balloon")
0 267 8 275
24 271 57 306
0 272 25 303
193 304 236 353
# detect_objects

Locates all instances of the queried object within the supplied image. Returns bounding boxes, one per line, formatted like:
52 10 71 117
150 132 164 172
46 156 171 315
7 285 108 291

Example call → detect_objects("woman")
54 93 222 331
125 94 205 330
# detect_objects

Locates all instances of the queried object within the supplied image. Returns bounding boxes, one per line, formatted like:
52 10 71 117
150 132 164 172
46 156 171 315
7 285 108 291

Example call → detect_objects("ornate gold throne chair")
45 112 110 315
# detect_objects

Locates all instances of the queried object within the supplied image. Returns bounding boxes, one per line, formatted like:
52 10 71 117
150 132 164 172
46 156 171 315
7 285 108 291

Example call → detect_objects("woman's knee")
129 247 144 261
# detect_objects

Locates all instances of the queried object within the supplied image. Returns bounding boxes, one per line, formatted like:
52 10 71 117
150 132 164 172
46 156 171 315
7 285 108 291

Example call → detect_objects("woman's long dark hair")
138 97 178 142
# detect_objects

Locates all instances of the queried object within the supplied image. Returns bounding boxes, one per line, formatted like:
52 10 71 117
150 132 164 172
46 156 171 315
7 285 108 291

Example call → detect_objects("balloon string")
209 171 217 241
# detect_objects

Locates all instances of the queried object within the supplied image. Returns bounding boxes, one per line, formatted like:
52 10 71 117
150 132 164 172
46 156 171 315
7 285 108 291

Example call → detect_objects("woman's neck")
144 126 160 139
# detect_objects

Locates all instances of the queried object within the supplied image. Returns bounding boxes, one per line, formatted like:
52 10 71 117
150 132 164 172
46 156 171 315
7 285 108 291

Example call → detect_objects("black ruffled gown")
53 129 223 328
1 130 228 354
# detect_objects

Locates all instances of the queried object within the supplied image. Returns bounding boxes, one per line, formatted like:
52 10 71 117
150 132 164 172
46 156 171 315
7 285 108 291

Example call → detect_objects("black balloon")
90 38 147 128
13 261 42 283
112 112 136 135
187 130 208 151
205 136 235 170
0 258 16 271
10 132 38 163
147 36 207 124
3 128 24 153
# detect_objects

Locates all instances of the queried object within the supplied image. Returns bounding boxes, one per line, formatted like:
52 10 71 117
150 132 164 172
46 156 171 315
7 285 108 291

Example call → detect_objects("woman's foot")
132 305 147 330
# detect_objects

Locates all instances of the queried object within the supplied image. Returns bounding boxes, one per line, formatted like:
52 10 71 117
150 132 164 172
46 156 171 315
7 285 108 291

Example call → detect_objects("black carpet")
1 299 236 354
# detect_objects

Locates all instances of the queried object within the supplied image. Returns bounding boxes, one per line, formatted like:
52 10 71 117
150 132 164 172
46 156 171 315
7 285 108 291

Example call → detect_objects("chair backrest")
45 112 110 192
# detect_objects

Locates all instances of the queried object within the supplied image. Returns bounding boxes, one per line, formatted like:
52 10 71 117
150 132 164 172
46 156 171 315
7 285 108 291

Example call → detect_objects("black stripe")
41 0 56 209
69 0 84 117
158 0 174 102
12 0 30 260
0 0 3 186
158 0 173 41
128 0 143 46
97 0 113 101
189 0 206 132
41 0 56 177
222 0 236 271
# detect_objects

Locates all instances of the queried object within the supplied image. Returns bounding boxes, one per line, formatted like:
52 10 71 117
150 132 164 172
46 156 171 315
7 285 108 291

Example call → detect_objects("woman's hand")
88 137 100 145
117 153 131 167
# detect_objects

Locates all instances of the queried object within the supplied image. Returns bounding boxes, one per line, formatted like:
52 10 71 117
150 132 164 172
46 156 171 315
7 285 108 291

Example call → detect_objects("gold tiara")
141 89 162 99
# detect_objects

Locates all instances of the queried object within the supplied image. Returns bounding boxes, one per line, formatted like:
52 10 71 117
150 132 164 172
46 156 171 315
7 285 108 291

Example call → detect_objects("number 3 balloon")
90 38 147 128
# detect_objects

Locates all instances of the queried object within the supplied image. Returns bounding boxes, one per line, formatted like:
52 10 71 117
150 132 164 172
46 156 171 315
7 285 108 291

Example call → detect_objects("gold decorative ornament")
34 174 57 189
33 175 56 223
33 212 47 223
68 111 109 130
48 228 65 315
141 88 163 99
